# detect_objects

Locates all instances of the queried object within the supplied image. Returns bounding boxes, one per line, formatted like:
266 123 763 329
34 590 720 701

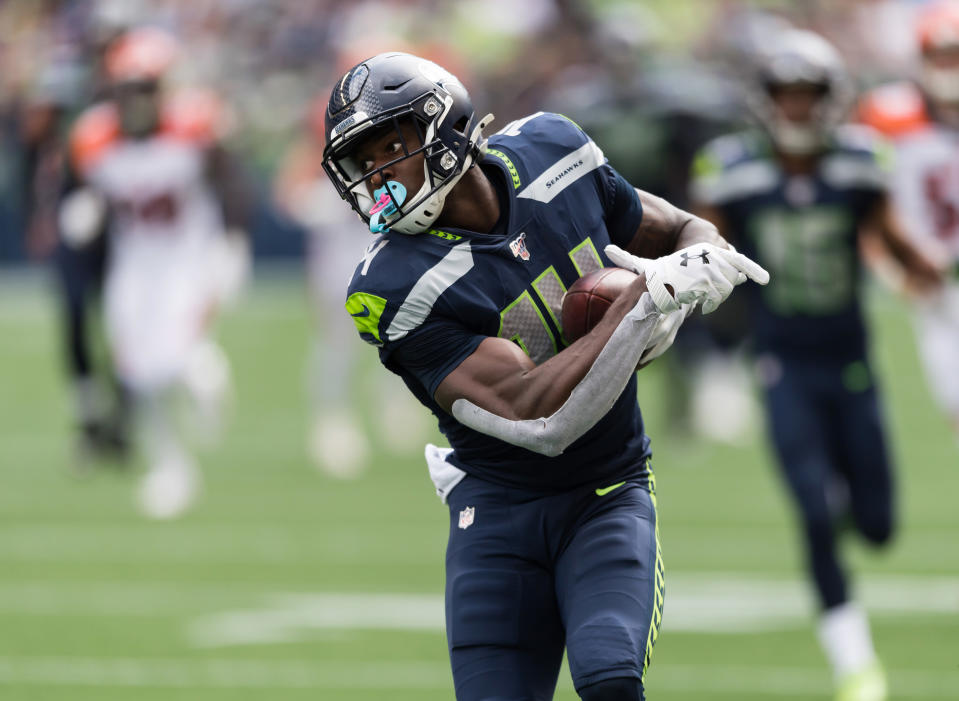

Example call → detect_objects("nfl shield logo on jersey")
458 506 475 529
509 232 530 261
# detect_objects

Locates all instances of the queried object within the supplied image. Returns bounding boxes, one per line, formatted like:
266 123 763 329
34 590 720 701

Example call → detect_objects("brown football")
561 267 639 343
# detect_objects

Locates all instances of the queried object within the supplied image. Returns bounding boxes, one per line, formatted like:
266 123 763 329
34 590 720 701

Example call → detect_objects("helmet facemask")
324 90 490 235
114 79 161 138
917 2 959 107
748 30 851 156
761 82 835 155
920 45 959 105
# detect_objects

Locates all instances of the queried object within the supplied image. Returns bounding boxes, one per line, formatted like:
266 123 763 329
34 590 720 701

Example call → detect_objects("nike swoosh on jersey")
351 305 371 318
595 481 626 497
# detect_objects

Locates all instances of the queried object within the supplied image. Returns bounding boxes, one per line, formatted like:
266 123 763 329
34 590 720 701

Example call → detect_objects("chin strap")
452 293 661 457
473 113 495 149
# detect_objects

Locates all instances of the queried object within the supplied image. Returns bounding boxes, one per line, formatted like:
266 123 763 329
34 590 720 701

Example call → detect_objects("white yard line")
0 527 439 565
650 664 959 698
184 573 958 646
188 593 445 646
0 656 452 689
0 574 954 637
0 656 956 697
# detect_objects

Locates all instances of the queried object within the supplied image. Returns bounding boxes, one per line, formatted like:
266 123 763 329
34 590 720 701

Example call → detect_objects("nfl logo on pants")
458 506 475 529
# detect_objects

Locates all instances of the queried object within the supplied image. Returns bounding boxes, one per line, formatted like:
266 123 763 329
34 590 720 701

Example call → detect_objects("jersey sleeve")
598 164 644 248
385 319 485 397
344 237 483 395
69 102 120 177
831 124 893 196
689 136 738 207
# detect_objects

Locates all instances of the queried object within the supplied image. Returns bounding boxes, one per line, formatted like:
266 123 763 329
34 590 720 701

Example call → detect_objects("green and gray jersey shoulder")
690 126 894 207
344 231 471 348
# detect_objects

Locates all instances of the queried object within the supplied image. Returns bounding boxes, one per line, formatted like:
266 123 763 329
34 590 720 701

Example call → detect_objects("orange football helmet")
917 1 959 103
105 27 179 84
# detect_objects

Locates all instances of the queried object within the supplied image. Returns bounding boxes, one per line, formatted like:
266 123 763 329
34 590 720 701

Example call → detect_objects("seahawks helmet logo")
329 64 369 117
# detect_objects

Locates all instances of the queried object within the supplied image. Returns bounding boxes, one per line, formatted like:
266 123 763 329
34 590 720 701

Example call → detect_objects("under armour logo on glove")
605 242 769 315
679 250 711 267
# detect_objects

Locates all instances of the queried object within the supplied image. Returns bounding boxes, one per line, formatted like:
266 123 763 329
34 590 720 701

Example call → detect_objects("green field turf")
0 270 956 700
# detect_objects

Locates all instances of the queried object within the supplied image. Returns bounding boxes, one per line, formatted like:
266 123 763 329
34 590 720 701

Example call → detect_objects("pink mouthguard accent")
369 192 392 215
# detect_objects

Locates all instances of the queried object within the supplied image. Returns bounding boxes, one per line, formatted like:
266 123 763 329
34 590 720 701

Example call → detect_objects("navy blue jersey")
345 112 651 491
691 126 890 360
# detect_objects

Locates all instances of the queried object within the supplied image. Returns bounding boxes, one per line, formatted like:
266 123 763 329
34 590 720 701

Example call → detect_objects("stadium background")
0 0 956 699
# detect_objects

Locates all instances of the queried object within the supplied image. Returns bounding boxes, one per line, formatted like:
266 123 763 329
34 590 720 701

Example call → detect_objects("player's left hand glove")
605 243 769 314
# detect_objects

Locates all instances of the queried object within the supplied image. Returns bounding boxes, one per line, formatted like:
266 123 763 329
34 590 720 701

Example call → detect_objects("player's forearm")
882 223 927 272
674 214 728 251
452 284 661 456
869 201 942 286
504 276 650 418
626 189 729 257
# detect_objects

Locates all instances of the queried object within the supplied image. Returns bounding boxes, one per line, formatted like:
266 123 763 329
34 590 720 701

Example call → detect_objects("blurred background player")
273 93 376 478
273 78 434 480
538 3 761 445
68 26 252 518
691 29 941 701
859 0 959 444
19 44 132 465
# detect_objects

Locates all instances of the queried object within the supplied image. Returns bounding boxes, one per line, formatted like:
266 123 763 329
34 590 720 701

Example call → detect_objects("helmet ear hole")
453 116 469 135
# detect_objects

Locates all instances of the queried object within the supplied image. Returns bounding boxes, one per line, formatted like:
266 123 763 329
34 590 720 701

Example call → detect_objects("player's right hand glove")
605 243 769 314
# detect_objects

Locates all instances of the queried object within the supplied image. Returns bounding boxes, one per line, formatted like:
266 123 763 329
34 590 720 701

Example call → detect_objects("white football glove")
605 243 769 314
640 302 695 364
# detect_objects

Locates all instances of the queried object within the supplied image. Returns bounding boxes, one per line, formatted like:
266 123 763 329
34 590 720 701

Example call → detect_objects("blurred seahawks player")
274 92 433 478
691 30 940 701
323 52 767 700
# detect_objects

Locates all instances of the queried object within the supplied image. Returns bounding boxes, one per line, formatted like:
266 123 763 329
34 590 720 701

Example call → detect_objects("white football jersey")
861 82 959 419
862 82 959 262
70 92 232 389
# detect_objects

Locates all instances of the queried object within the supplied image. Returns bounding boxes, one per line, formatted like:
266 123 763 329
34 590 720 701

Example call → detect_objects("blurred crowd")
0 0 938 263
1 0 952 503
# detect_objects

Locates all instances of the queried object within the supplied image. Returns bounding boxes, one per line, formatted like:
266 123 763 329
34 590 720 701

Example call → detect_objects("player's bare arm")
624 190 730 259
862 194 943 292
691 204 730 243
434 273 651 418
438 240 767 456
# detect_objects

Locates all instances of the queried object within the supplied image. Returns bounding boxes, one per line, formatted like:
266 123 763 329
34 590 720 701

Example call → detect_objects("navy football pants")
444 473 664 701
762 356 895 610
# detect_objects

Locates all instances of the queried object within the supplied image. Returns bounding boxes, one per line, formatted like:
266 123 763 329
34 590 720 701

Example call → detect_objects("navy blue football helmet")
322 52 493 234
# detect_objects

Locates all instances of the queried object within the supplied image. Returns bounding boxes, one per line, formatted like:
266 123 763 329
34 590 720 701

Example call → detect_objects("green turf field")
0 270 956 700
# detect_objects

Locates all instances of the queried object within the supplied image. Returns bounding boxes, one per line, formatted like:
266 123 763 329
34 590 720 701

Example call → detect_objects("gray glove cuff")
645 270 679 313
